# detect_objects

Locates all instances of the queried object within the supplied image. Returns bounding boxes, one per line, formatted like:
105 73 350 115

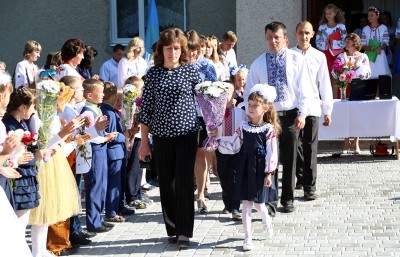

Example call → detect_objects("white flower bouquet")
36 80 60 150
122 84 138 131
195 81 230 151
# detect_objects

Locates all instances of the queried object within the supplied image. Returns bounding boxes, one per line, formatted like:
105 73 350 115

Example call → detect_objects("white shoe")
42 250 57 257
263 214 273 237
242 239 253 251
263 224 273 239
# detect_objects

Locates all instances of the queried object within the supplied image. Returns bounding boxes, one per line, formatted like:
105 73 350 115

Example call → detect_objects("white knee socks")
31 225 50 257
242 200 253 241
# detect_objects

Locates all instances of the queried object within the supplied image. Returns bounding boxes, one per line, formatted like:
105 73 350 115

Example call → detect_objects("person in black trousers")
244 21 313 213
138 28 201 250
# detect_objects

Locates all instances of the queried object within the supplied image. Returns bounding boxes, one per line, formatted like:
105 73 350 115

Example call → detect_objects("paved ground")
45 150 400 256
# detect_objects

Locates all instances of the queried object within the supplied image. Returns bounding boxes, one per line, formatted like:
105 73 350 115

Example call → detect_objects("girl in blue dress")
217 84 280 251
2 87 53 245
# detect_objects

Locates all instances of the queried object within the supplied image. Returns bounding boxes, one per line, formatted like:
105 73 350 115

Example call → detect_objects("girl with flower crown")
361 6 391 78
211 84 280 251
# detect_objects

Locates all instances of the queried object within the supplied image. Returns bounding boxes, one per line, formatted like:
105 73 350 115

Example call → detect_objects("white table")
318 97 400 158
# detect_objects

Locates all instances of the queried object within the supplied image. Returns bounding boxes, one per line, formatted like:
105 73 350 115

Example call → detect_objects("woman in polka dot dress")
138 28 201 250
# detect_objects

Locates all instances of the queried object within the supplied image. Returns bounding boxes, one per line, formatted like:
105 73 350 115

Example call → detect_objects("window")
109 0 187 45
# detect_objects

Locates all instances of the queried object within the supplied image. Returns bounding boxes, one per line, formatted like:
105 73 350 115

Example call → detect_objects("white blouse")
14 60 39 88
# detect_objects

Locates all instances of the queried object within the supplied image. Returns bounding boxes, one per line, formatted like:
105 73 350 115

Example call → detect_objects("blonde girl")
316 4 347 98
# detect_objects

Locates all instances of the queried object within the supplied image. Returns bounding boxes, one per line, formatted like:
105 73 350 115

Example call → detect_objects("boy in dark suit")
100 82 129 222
81 79 118 232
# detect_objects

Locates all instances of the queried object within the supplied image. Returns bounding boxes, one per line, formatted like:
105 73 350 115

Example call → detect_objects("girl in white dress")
361 6 391 78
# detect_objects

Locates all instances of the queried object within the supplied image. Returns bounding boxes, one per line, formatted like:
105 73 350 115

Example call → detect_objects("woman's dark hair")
79 45 98 69
44 52 57 69
154 28 189 67
61 39 85 62
185 30 200 51
5 87 35 115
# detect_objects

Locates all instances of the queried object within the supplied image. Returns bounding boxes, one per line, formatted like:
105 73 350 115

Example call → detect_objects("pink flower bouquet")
331 59 356 89
331 58 356 100
195 81 230 151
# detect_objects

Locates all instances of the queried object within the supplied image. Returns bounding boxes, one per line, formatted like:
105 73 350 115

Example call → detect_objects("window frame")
109 0 187 46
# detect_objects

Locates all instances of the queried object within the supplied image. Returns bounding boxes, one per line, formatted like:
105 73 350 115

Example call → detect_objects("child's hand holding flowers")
73 133 91 146
59 116 85 139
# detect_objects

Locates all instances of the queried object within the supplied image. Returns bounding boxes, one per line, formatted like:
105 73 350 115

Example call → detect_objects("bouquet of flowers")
122 84 138 131
36 80 60 149
331 58 356 100
195 81 230 151
78 111 95 164
6 129 38 168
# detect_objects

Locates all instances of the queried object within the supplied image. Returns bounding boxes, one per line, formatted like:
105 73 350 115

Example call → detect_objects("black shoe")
304 191 317 201
178 239 190 250
102 221 115 228
281 203 295 213
119 207 136 216
295 184 303 190
168 236 178 244
88 225 112 233
79 229 96 238
266 203 276 218
148 178 159 187
221 208 230 214
58 245 79 256
70 233 92 245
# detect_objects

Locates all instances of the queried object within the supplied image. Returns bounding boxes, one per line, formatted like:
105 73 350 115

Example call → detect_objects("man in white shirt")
291 21 333 201
219 31 238 72
99 44 125 86
245 21 312 213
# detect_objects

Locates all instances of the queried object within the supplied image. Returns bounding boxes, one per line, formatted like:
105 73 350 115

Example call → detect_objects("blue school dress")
231 122 278 204
2 115 39 210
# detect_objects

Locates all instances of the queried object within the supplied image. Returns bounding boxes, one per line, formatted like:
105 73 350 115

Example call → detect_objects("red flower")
21 132 38 146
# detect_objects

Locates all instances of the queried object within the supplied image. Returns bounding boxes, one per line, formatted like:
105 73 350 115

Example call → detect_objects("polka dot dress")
140 64 202 137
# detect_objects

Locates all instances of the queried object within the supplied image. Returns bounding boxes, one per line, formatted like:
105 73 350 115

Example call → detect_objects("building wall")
0 0 109 75
187 0 236 40
236 0 304 66
0 0 305 77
